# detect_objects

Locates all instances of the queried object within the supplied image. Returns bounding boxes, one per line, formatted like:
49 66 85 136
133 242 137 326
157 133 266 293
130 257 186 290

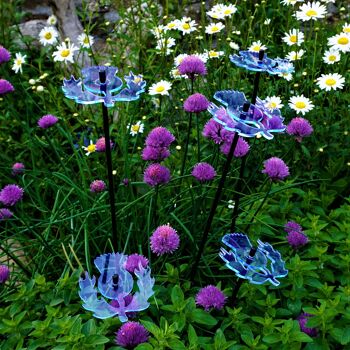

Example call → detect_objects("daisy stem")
99 70 118 251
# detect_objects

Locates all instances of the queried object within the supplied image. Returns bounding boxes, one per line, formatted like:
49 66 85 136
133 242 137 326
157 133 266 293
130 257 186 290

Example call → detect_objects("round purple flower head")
0 184 24 206
142 146 170 161
262 157 289 181
284 220 302 233
286 231 308 248
95 136 113 152
125 254 149 273
144 164 171 187
115 321 149 348
220 136 250 158
297 313 318 337
145 127 175 148
0 265 10 283
0 79 14 95
150 224 180 255
90 180 106 193
184 93 209 113
37 114 58 129
0 46 11 64
178 55 207 79
192 162 216 182
286 117 313 142
203 118 227 144
195 285 226 311
12 162 25 176
0 208 13 220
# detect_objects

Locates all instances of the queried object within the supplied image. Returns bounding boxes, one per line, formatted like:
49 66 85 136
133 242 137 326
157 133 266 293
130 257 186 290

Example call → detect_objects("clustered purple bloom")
286 117 313 142
0 79 14 95
262 157 289 181
195 285 226 311
12 162 25 176
37 114 58 129
125 253 149 273
178 55 207 79
0 184 24 206
220 135 250 158
184 93 209 113
297 313 318 337
90 180 106 193
0 46 11 64
192 162 216 182
284 221 302 233
0 265 10 283
115 321 149 348
284 220 308 248
150 224 180 255
142 127 175 161
143 163 171 187
95 136 113 152
0 208 13 220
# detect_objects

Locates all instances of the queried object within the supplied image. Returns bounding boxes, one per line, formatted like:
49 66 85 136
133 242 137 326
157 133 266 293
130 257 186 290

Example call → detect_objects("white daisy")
289 95 314 115
149 80 172 95
47 15 57 26
248 40 267 52
82 140 96 156
174 54 188 66
52 41 78 63
205 22 225 34
322 49 341 64
264 19 271 25
342 23 350 34
156 37 176 51
278 72 293 81
286 49 305 60
207 50 224 58
221 4 238 17
164 20 180 31
295 2 327 21
281 0 303 5
77 33 94 48
193 52 209 63
207 4 237 19
128 121 145 136
12 53 26 74
282 29 304 46
328 33 350 53
170 68 186 79
150 25 165 38
177 18 197 34
316 73 345 91
263 96 283 110
39 26 59 46
229 42 240 50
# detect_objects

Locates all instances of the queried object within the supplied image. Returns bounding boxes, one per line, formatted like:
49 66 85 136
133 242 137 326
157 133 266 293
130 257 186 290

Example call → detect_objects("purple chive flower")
297 313 318 337
184 93 210 113
203 118 228 144
195 285 226 311
220 136 250 157
115 321 149 348
37 114 58 129
90 180 106 193
125 254 149 273
95 136 113 152
192 162 216 182
284 221 303 233
0 208 13 220
145 127 175 148
286 117 313 142
142 146 170 161
262 157 289 181
0 184 24 206
178 55 207 79
12 162 25 176
0 265 10 283
150 225 180 255
0 79 14 95
286 231 309 248
144 164 171 187
0 46 11 64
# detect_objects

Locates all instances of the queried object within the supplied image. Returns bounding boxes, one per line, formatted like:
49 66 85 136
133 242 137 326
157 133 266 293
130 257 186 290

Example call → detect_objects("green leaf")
84 335 110 345
330 328 350 345
188 324 198 346
214 329 226 348
134 344 154 350
291 332 314 343
171 285 185 309
191 309 217 326
167 338 187 350
263 334 281 344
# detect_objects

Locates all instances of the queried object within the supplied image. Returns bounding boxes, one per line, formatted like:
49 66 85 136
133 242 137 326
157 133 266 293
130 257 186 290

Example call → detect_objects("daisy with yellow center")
342 23 350 33
286 49 305 61
328 33 350 53
47 15 57 26
78 33 94 48
177 18 197 34
39 26 59 46
323 49 341 64
278 72 293 81
207 50 224 58
263 96 283 111
316 73 345 91
248 40 267 52
282 29 304 46
289 95 314 115
82 141 96 156
205 22 225 34
165 20 179 31
149 80 172 96
52 41 78 63
128 121 145 136
295 1 327 21
12 52 26 74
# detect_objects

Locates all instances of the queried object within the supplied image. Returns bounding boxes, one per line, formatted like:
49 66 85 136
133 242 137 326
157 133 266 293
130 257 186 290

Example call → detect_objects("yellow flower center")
182 23 190 30
224 9 232 15
167 23 176 29
87 144 96 153
44 32 52 40
290 35 297 43
270 102 277 108
83 37 90 44
306 9 317 17
211 25 220 32
252 46 260 52
155 86 165 93
325 78 336 86
343 27 350 33
15 59 22 65
328 55 336 61
295 101 306 109
338 37 349 45
131 125 140 132
134 77 142 83
61 49 70 58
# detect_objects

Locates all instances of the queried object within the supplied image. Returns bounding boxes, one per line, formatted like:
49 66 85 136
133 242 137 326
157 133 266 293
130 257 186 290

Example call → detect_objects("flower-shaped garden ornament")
208 90 285 140
62 66 146 107
79 253 155 322
230 51 294 75
219 233 288 286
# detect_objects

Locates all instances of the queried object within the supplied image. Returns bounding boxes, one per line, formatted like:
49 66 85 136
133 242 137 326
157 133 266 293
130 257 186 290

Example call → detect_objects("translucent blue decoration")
62 66 146 107
79 253 155 322
230 51 294 75
208 90 285 140
219 233 288 286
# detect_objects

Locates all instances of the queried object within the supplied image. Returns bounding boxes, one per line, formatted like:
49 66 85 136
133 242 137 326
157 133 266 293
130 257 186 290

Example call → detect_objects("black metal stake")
99 70 118 249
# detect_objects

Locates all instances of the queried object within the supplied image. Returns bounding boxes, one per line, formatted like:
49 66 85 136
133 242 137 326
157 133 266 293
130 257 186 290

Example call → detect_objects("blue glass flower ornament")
62 66 146 107
79 253 155 322
230 51 294 75
208 90 285 140
219 233 288 286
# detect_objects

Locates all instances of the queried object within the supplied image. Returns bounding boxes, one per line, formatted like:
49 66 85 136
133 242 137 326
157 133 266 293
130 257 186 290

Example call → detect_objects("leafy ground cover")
0 0 349 349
